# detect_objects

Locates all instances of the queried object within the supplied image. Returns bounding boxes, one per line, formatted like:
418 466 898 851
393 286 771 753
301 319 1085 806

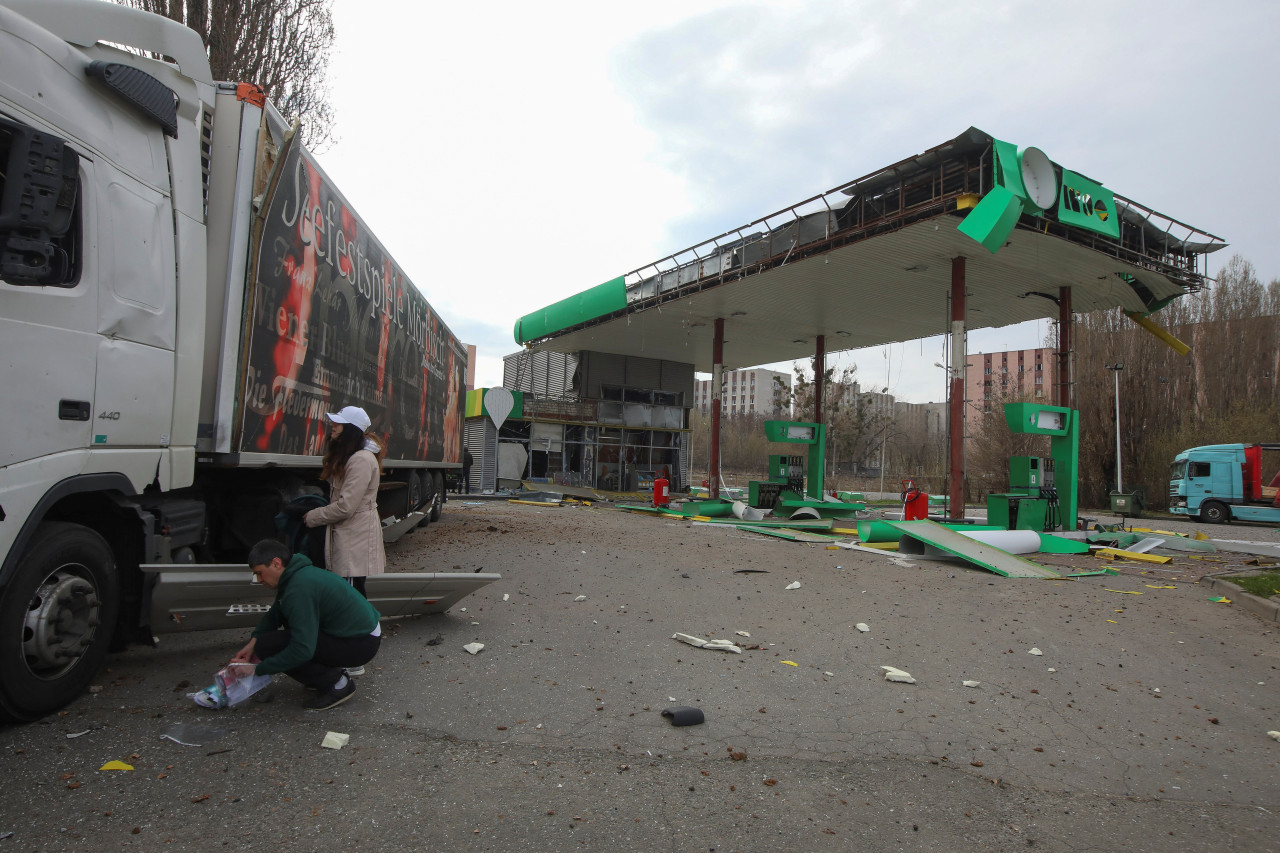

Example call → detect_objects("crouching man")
232 539 382 710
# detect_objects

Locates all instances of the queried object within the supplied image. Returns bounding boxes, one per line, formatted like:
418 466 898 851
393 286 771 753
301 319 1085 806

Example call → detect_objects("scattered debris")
1028 648 1043 656
65 730 91 739
463 642 485 655
824 671 835 677
160 723 227 747
785 581 801 590
99 761 133 771
1268 731 1280 742
1104 589 1144 595
1095 547 1172 565
502 593 510 601
426 634 444 646
963 680 981 688
856 623 870 633
661 706 705 726
736 631 751 637
782 660 799 667
733 568 770 574
881 665 916 684
320 731 350 750
672 632 742 654
1210 596 1232 604
574 595 587 602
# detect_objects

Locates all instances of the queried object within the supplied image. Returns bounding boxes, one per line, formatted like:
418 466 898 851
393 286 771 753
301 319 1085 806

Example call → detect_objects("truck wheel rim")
22 567 101 678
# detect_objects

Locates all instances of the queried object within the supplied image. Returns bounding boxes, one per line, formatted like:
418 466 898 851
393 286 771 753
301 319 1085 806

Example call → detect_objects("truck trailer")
0 0 482 721
1168 443 1280 525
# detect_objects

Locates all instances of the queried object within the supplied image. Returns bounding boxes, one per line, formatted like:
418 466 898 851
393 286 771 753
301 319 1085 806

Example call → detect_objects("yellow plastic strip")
1095 548 1173 564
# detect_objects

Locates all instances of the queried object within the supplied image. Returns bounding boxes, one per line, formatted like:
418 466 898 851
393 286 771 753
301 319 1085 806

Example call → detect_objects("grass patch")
1220 570 1280 598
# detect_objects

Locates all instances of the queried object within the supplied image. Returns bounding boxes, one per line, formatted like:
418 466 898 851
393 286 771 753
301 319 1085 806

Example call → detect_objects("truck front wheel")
1198 501 1230 524
0 523 118 722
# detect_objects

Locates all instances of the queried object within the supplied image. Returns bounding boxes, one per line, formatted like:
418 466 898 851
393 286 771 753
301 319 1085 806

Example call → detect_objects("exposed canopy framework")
512 126 1226 514
515 127 1225 372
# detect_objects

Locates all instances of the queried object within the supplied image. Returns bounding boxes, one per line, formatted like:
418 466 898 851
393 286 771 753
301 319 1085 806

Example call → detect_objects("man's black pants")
255 629 380 691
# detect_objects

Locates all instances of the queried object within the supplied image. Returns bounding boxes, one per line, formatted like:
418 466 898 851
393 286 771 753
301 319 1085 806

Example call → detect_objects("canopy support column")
1056 286 1074 409
949 257 966 520
814 335 825 423
710 318 724 499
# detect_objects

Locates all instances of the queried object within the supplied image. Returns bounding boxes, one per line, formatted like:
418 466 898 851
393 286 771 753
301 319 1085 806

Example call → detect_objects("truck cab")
1170 443 1280 524
0 0 470 722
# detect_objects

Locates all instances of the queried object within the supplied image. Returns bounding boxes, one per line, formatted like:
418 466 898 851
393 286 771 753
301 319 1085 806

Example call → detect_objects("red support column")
949 257 966 520
710 318 724 499
814 335 825 424
1057 286 1073 409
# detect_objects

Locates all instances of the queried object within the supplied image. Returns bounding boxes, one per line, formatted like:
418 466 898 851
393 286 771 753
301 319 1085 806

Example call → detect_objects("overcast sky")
321 0 1279 404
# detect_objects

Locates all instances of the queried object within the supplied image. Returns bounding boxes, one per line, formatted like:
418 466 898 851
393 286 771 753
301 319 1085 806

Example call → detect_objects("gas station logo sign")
1057 170 1120 239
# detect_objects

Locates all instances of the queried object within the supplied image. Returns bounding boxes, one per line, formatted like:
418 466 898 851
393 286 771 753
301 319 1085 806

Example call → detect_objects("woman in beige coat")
304 406 386 599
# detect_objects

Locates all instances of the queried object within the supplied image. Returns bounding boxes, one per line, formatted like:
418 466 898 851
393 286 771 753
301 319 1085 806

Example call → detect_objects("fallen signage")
886 520 1060 578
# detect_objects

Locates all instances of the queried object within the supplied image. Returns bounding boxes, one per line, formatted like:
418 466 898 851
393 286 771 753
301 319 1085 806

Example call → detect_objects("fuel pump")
986 403 1079 531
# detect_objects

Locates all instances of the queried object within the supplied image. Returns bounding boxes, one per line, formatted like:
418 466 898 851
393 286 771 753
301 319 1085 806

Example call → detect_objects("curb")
1206 575 1280 623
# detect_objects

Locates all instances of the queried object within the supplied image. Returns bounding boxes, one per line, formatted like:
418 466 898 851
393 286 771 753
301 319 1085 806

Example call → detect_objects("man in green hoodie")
231 539 382 710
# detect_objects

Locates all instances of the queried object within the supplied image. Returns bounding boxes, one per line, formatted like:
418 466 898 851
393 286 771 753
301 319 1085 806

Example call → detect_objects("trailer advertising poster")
238 139 465 465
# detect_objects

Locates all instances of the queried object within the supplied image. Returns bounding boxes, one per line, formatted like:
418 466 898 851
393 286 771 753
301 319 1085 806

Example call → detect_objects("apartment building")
964 348 1059 413
694 368 792 418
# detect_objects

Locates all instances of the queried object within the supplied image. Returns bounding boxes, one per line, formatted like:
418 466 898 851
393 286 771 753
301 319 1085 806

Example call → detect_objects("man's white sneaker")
345 666 365 677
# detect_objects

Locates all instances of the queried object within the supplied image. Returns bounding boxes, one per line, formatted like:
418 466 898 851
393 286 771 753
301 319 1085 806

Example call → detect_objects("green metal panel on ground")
513 275 628 344
740 527 846 543
886 520 1060 579
1037 533 1090 554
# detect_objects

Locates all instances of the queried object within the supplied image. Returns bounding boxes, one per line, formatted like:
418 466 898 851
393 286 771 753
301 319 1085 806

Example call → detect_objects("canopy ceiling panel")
531 214 1191 372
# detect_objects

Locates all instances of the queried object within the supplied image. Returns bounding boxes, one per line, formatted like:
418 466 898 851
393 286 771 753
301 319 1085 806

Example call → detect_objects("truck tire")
415 470 433 528
406 471 424 512
0 522 118 722
430 471 444 522
1199 501 1230 524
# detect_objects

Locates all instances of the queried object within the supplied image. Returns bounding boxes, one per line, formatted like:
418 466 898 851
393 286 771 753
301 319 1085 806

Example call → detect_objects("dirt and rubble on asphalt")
1 499 1277 852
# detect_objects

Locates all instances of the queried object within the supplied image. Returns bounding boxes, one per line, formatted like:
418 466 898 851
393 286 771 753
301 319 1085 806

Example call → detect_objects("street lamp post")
1105 363 1124 493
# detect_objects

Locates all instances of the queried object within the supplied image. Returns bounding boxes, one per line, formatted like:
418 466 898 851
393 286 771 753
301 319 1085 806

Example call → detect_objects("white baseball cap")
325 405 371 432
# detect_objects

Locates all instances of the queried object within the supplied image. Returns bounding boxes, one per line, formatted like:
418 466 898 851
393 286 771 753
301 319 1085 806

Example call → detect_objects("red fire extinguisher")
902 478 929 520
653 473 670 508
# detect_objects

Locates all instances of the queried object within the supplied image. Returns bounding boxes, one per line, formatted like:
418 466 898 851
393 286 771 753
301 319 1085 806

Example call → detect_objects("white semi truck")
0 0 491 721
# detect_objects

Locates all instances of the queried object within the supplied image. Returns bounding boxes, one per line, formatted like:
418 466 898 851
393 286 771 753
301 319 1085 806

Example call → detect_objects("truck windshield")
1169 460 1186 481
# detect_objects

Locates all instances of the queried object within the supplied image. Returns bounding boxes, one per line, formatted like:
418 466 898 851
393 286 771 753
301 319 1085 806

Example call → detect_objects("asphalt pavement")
1 500 1277 852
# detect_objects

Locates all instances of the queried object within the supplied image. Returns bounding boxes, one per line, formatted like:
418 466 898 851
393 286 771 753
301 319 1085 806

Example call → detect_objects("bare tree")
776 361 887 491
119 0 336 149
1072 254 1280 509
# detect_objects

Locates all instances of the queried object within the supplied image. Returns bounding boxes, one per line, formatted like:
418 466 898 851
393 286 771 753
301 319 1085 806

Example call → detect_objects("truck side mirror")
0 117 79 285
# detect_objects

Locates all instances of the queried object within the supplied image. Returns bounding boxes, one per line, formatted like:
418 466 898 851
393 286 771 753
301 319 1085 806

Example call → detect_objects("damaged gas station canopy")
513 126 1225 371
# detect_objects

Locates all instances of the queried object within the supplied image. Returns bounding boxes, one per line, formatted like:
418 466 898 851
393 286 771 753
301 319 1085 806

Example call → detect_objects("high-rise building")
964 348 1060 414
693 368 792 418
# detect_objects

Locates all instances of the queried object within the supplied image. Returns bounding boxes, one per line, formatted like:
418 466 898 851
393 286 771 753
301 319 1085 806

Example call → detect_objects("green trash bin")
1109 491 1141 518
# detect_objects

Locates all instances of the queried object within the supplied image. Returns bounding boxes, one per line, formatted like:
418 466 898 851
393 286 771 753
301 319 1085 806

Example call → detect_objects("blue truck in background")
1169 443 1280 524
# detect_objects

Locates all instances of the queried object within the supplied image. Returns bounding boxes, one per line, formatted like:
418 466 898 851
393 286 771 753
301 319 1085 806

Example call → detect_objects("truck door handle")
59 399 91 421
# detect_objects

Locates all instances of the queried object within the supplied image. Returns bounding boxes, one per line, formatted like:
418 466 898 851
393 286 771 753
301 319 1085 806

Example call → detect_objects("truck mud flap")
141 565 500 634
